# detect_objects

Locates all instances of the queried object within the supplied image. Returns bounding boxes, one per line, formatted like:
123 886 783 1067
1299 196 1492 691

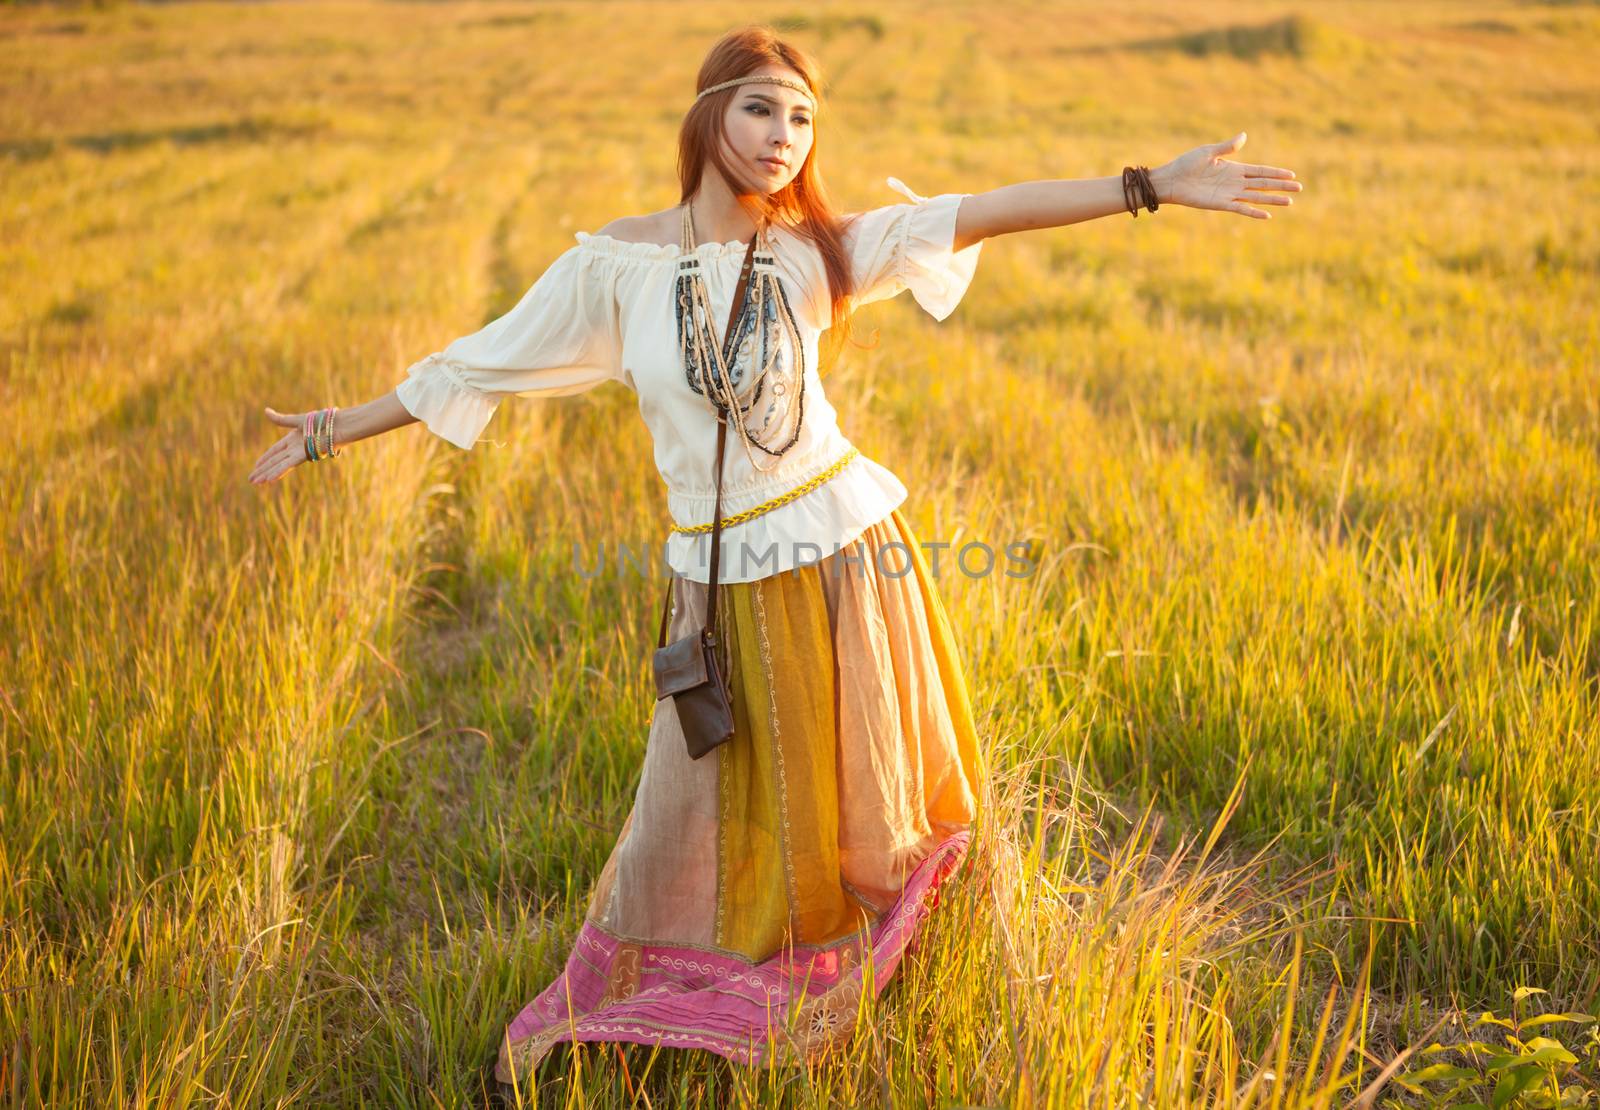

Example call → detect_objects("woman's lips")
758 158 787 172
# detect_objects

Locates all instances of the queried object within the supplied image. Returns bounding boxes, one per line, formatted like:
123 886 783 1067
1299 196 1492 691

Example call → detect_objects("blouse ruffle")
843 178 984 321
573 231 760 263
394 353 503 452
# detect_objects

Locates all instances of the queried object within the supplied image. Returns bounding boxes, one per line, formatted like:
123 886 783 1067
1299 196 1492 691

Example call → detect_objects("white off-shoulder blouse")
394 177 984 584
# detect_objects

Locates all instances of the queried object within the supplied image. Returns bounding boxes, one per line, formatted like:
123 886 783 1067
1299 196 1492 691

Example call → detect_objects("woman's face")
719 64 815 195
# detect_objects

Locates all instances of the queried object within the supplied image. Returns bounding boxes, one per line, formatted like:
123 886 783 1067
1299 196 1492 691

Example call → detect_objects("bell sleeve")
842 176 985 321
394 244 623 450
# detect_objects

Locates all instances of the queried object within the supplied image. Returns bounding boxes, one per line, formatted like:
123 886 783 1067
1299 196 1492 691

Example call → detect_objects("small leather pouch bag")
652 562 734 761
650 228 758 760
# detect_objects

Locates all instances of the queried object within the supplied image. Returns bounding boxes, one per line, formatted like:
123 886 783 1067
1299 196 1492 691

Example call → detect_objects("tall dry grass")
3 1 1597 1105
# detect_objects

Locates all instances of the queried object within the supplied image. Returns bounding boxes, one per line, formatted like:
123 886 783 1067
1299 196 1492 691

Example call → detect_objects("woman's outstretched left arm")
950 132 1302 251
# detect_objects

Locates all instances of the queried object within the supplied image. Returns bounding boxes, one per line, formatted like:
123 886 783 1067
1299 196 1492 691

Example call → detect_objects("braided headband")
695 73 816 110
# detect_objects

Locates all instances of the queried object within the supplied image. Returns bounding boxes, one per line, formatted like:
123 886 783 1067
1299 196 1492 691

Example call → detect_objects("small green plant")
1394 987 1599 1108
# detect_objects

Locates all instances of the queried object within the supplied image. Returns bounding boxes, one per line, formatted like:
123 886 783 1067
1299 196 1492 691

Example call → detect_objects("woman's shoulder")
593 209 679 246
572 209 684 262
579 207 697 263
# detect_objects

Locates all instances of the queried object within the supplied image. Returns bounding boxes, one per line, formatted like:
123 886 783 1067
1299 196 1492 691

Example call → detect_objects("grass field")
3 1 1598 1105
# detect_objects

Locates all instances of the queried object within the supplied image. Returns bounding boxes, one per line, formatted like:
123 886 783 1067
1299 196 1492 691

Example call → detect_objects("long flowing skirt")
495 507 986 1086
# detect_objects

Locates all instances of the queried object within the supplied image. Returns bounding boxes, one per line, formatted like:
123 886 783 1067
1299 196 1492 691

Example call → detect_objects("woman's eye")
747 106 810 126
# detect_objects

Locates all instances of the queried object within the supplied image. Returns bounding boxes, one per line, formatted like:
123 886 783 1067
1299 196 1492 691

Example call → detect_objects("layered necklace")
674 202 807 474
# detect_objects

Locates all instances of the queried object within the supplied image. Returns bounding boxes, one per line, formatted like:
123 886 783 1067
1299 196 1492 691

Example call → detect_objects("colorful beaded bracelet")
304 407 342 462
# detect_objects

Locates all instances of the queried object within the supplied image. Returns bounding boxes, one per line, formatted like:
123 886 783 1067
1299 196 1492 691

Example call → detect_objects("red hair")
676 26 874 374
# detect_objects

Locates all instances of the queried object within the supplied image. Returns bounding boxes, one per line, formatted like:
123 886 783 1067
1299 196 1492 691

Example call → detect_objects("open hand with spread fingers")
248 406 321 485
1151 132 1303 219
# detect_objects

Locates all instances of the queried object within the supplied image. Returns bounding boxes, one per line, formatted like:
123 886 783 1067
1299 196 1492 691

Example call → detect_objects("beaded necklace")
674 203 807 474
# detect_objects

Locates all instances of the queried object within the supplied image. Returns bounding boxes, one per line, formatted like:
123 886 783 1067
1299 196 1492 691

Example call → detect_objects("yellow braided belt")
669 447 860 536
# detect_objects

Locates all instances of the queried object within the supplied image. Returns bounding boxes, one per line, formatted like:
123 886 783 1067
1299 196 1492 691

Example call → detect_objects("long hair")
676 26 872 373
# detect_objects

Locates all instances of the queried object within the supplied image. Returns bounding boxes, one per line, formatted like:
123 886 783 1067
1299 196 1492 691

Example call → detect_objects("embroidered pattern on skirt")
752 577 803 926
495 831 968 1083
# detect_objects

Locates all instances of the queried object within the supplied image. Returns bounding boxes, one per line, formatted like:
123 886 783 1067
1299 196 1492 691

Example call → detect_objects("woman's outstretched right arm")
247 390 416 486
250 239 625 486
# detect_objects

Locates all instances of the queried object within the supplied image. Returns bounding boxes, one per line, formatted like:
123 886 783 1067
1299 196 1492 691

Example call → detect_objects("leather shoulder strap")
703 230 759 640
657 228 761 649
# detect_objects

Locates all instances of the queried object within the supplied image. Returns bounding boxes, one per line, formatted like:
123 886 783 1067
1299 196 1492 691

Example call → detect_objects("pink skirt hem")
495 828 970 1085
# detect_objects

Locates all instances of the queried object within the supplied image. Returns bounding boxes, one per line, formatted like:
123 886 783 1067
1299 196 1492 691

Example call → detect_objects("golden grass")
2 1 1597 1104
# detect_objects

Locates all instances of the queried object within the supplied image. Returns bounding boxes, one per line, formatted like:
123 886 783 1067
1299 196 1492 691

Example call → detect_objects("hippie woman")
247 24 1303 1091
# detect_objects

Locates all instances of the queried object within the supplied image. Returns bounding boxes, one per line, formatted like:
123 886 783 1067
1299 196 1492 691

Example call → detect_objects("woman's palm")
248 407 313 485
1159 132 1302 219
